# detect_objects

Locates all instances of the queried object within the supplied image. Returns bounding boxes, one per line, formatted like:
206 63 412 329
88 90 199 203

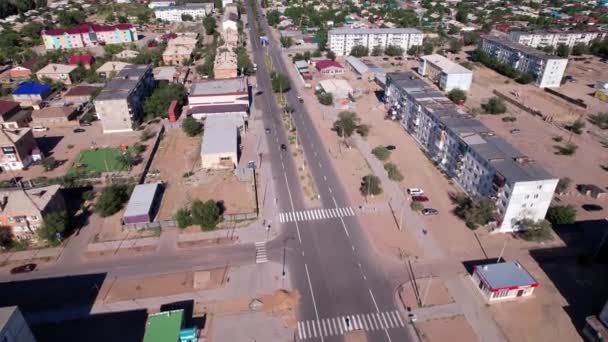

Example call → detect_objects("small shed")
471 261 538 303
294 60 309 73
123 182 162 225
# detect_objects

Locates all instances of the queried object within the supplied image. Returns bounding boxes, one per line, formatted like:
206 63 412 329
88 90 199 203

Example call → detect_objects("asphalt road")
244 2 411 341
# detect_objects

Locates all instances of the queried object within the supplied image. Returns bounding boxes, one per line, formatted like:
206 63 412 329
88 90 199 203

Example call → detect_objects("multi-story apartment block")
419 54 473 92
94 65 155 133
148 0 176 8
154 3 213 22
328 28 423 56
0 128 41 171
508 30 607 49
385 72 558 232
42 24 138 50
480 36 568 88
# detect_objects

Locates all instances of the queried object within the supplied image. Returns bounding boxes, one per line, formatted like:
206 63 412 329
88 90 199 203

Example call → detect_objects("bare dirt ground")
401 277 454 308
416 315 478 342
92 212 159 242
151 128 256 222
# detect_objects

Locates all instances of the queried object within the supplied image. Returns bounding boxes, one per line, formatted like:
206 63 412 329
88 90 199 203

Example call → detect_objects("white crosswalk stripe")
296 311 405 340
279 207 357 223
254 242 267 263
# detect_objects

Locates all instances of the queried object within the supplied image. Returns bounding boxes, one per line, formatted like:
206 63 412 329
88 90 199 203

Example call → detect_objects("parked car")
10 263 36 274
32 126 48 132
582 204 603 212
407 188 424 196
412 195 429 202
510 128 520 134
386 145 396 150
79 121 92 126
421 208 439 216
73 128 86 133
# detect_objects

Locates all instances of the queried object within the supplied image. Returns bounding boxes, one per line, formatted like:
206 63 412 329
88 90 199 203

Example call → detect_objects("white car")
32 126 48 132
407 188 424 196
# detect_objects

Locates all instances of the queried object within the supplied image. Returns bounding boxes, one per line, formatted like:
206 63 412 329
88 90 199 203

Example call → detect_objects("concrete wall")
499 179 558 232
201 151 237 169
95 98 133 133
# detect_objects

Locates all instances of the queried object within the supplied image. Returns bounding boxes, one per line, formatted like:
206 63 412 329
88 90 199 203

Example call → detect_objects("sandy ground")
150 128 256 221
416 315 478 342
401 277 454 308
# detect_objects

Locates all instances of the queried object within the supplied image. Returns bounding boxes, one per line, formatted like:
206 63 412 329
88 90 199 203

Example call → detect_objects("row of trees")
471 49 535 84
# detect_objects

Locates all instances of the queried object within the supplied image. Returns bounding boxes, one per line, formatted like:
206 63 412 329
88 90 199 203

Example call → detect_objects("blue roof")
13 82 51 95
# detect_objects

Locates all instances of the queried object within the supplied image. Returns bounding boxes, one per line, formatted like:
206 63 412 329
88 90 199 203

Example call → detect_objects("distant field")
68 148 127 174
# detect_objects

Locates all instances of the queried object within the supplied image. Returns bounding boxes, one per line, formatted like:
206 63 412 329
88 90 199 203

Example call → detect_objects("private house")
471 261 538 303
0 185 64 239
96 61 132 81
123 182 162 226
169 36 198 49
35 63 78 85
200 114 243 170
31 106 78 127
0 128 41 171
114 49 141 60
9 59 37 79
68 54 94 69
42 24 138 50
11 82 52 107
162 45 194 65
315 60 344 75
64 85 100 104
0 100 29 129
188 78 250 113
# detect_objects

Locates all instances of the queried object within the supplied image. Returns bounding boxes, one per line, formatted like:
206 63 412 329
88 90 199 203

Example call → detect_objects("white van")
407 188 424 196
32 126 48 132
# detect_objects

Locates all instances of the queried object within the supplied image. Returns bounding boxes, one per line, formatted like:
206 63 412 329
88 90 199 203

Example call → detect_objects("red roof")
160 33 178 41
43 24 134 36
0 100 20 115
68 54 94 66
315 60 343 71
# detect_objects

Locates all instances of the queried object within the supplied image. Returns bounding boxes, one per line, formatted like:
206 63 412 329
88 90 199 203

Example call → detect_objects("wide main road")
245 2 411 341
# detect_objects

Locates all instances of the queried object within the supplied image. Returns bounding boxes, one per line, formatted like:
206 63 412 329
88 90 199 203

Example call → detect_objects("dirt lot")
416 315 478 342
401 277 454 308
150 128 256 221
92 211 160 242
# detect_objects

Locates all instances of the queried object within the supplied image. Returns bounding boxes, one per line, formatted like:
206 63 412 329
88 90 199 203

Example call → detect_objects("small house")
471 261 538 303
68 54 95 69
64 85 100 104
35 63 78 85
315 60 344 75
12 82 52 107
9 59 37 79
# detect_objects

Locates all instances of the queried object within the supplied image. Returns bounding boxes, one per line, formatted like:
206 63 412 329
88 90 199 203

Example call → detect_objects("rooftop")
68 54 94 65
190 103 248 114
475 261 538 290
190 78 248 96
124 183 160 219
201 114 242 155
43 23 135 36
0 128 31 145
0 100 20 116
329 27 422 35
153 66 178 81
482 36 566 61
421 54 472 74
32 106 76 119
12 82 51 96
315 60 343 70
96 61 132 74
345 56 370 74
116 64 151 80
163 45 194 57
36 63 78 75
64 85 100 97
142 310 184 342
318 79 353 99
0 185 62 216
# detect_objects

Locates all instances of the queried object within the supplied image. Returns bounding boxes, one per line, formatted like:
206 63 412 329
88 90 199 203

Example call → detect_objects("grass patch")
553 143 578 156
68 148 128 174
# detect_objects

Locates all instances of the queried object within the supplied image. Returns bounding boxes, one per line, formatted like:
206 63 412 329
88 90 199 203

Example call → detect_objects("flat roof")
96 61 132 74
190 78 248 96
200 114 242 155
124 183 160 219
318 79 353 99
421 54 472 74
143 310 183 342
0 306 17 330
475 261 538 290
329 27 422 35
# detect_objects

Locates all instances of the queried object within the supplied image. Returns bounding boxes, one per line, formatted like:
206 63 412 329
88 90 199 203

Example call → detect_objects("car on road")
10 263 36 274
510 128 520 134
582 204 603 212
73 128 86 133
421 208 439 216
412 195 429 202
265 128 271 134
386 145 396 150
407 188 424 195
79 121 92 126
32 126 48 132
297 96 303 103
280 144 287 151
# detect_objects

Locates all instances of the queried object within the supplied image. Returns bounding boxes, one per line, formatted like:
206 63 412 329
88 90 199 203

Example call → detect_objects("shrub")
589 112 608 129
175 207 192 228
552 136 563 142
317 92 333 106
372 146 391 161
384 162 404 181
447 89 467 104
481 97 506 114
360 175 382 196
519 219 553 242
95 184 131 217
191 200 221 231
501 116 516 122
38 211 69 246
546 205 577 225
140 128 155 141
555 177 571 194
569 119 585 135
182 116 202 137
410 201 424 211
41 157 59 171
356 124 370 137
82 190 95 201
554 143 578 156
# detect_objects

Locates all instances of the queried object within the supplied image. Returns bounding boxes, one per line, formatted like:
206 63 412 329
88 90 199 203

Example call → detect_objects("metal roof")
475 261 538 290
345 56 369 74
200 114 242 155
123 183 160 219
190 78 248 96
36 63 78 74
12 82 51 95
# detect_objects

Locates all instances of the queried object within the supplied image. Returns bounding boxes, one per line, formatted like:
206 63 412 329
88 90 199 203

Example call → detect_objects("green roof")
143 310 184 342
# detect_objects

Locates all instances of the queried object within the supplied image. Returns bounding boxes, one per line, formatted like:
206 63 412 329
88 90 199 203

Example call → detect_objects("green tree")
372 146 390 161
326 50 336 61
315 29 328 51
350 45 369 57
191 200 221 231
271 72 291 93
181 13 193 21
41 156 59 171
182 116 202 136
519 219 553 242
143 82 186 119
453 194 496 230
333 111 360 138
515 73 535 84
385 45 404 56
462 32 480 46
203 16 216 35
546 205 577 225
38 211 68 246
117 15 128 24
267 10 281 26
571 43 588 56
422 42 434 55
542 45 555 54
371 46 383 56
317 92 333 106
360 175 382 196
57 10 86 27
280 36 293 48
449 39 462 53
447 88 467 104
116 150 136 170
589 112 608 129
455 9 468 23
384 162 404 181
20 22 44 42
95 184 131 217
570 118 585 134
481 97 507 114
175 207 192 228
556 43 570 58
555 177 571 194
0 228 13 250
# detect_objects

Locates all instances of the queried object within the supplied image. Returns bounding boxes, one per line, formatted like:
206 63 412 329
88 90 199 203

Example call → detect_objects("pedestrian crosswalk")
297 310 405 340
279 207 356 223
255 241 268 263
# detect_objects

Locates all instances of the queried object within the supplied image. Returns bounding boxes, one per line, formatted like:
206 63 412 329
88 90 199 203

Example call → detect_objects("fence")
492 90 543 117
544 88 588 109
122 219 176 230
223 212 258 221
138 125 165 184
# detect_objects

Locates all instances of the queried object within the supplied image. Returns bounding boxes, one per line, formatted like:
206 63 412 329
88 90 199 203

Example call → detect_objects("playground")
68 148 127 175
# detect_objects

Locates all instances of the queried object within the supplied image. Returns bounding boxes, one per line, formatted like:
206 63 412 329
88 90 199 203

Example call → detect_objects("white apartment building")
509 30 607 49
148 0 176 9
480 36 568 88
419 54 473 92
154 3 212 22
328 28 423 56
385 72 558 232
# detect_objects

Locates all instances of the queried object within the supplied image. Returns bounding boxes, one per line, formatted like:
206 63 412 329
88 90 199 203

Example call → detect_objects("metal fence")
138 125 165 184
223 212 258 221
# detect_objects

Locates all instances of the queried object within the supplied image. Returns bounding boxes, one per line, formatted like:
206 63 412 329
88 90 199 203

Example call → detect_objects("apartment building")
42 24 138 50
480 36 568 88
0 185 64 239
154 3 212 22
148 0 176 8
385 72 558 232
0 128 41 171
419 54 472 92
328 27 423 56
508 30 607 49
94 65 155 133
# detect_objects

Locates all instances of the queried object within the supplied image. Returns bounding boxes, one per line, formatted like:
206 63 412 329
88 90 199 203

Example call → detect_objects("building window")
534 194 539 199
525 195 530 199
522 203 527 208
537 185 542 189
493 290 509 298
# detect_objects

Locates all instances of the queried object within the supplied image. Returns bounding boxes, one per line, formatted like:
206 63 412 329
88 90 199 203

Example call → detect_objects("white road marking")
304 264 323 341
394 310 404 326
